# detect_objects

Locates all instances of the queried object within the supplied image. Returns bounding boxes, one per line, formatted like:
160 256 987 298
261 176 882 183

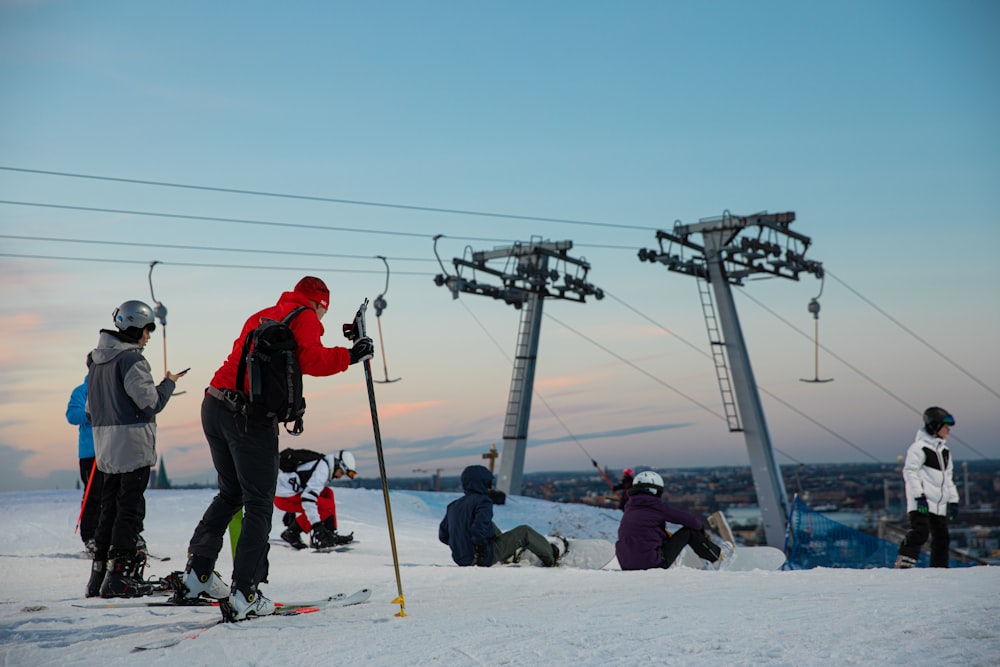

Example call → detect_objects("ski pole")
353 299 407 617
591 459 622 502
75 458 98 534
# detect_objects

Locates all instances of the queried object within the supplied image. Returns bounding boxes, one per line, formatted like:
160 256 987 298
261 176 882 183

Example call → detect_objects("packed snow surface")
1 488 997 666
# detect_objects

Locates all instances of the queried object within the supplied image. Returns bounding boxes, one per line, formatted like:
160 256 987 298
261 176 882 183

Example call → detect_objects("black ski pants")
660 527 721 568
93 465 149 560
899 511 951 568
187 394 279 594
78 457 105 544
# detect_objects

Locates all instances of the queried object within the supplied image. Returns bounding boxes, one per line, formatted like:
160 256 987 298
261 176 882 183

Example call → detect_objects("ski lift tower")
434 237 604 496
637 211 824 548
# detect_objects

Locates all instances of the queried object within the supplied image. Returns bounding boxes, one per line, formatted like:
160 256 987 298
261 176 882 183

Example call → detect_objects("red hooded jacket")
210 289 351 392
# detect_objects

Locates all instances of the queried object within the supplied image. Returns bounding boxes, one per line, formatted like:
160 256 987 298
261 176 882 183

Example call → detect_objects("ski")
76 587 371 611
132 588 372 650
73 597 214 609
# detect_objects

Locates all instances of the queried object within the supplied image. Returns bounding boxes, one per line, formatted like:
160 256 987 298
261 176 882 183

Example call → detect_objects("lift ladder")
697 277 743 432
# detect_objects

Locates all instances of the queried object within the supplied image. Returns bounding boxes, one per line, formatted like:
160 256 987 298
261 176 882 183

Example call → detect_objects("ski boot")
221 584 274 622
549 535 569 566
178 554 229 601
281 525 308 550
100 550 149 598
85 559 106 598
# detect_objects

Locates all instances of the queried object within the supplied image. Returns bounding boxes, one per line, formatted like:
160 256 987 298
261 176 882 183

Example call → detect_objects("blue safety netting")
784 496 970 569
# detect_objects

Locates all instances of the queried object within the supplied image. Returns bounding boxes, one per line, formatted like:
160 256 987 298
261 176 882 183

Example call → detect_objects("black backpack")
236 306 307 434
279 448 326 474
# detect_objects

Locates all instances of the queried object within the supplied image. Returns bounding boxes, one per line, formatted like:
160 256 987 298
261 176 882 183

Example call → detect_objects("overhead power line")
0 252 431 275
0 165 658 232
0 199 504 242
0 200 643 252
0 233 436 264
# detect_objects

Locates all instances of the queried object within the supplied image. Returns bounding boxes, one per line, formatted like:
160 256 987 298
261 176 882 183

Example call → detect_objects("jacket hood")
89 330 143 366
277 291 324 335
278 290 317 311
915 428 946 448
460 465 493 495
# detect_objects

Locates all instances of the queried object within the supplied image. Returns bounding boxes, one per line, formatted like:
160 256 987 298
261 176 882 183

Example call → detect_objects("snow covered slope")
1 488 997 666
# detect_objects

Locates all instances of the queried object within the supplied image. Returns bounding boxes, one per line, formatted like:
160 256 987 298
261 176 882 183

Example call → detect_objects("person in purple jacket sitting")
616 470 730 570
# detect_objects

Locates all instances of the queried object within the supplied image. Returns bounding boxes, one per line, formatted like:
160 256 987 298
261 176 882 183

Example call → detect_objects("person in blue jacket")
66 376 103 554
439 465 560 567
616 470 729 570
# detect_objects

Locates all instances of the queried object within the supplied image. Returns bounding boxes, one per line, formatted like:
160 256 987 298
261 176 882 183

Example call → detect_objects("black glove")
947 502 959 521
310 523 336 550
472 544 487 567
915 495 929 515
349 337 374 365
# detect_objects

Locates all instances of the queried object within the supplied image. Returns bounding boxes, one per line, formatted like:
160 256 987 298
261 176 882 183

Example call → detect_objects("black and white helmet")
632 470 664 497
922 406 955 436
335 450 357 479
113 300 156 333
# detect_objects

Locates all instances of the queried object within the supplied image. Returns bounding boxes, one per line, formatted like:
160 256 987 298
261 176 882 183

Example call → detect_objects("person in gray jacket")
85 300 187 597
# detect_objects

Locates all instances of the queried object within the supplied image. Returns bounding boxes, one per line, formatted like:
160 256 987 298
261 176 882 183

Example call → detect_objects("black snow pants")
899 511 951 568
660 527 722 568
187 393 279 594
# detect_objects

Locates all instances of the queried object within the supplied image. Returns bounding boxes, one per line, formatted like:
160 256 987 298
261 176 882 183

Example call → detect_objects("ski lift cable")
582 289 879 463
736 287 988 459
542 312 728 422
458 295 803 473
826 270 999 401
541 311 806 465
454 298 616 490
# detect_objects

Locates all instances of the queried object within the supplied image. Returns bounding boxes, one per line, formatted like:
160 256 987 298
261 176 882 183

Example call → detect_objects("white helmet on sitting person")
631 470 664 497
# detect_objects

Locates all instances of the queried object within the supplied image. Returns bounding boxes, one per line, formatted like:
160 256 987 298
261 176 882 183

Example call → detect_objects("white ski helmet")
336 450 357 479
632 470 664 497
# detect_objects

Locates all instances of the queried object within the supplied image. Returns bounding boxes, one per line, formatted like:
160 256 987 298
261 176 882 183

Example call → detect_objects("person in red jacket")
178 277 373 621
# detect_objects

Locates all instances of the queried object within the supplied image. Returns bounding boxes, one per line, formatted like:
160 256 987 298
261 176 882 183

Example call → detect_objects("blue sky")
1 1 998 491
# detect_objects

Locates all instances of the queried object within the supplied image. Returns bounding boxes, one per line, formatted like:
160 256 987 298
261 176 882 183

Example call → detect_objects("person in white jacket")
895 407 960 568
275 449 357 550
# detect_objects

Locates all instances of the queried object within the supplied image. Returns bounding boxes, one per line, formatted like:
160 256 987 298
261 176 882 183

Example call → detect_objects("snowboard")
707 510 736 545
677 544 787 571
515 538 617 570
674 510 786 571
269 537 356 553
